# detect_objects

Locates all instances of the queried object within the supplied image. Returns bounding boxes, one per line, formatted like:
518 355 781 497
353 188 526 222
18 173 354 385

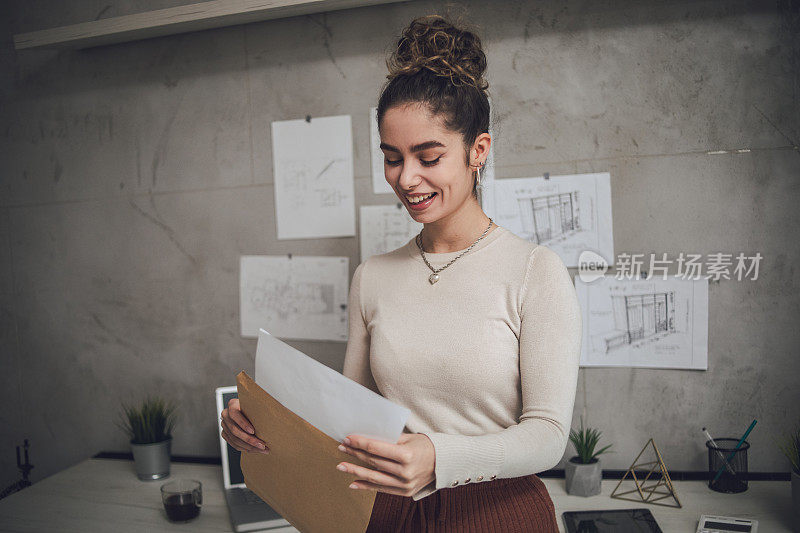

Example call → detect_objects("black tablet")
562 508 663 533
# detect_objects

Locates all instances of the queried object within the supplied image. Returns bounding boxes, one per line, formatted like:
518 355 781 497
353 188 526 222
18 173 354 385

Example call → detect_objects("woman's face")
379 103 473 223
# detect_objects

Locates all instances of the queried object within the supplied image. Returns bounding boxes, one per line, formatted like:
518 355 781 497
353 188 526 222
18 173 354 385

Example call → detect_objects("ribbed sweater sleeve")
342 261 439 499
414 245 582 500
342 261 380 394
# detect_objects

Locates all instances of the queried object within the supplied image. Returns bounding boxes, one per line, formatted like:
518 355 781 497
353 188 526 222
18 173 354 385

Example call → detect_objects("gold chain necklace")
415 218 494 285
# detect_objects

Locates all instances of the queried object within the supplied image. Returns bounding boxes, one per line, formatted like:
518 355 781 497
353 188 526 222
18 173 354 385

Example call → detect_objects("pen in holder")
702 428 736 476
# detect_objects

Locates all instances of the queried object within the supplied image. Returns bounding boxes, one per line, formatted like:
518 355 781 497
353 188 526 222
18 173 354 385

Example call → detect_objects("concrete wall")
1 0 798 488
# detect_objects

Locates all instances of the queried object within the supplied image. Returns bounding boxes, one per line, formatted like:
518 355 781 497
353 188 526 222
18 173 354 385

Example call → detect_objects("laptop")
215 386 292 532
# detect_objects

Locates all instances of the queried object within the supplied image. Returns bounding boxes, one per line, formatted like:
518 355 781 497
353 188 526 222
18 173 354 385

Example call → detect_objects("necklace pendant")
428 273 440 285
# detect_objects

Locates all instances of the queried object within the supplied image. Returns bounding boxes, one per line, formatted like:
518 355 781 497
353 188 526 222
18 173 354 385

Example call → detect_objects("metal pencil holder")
706 438 749 493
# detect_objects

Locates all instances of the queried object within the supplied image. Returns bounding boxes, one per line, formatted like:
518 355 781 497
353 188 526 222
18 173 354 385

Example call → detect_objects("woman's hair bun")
386 14 488 92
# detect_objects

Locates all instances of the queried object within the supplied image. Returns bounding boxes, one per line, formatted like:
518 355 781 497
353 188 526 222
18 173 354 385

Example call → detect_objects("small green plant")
117 396 178 445
776 425 800 475
569 419 612 464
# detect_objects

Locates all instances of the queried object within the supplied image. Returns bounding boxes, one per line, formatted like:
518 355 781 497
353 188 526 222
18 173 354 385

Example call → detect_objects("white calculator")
696 515 758 533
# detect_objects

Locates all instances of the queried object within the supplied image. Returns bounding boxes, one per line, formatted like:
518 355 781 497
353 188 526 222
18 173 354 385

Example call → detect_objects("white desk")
0 458 793 532
547 475 794 532
0 459 297 533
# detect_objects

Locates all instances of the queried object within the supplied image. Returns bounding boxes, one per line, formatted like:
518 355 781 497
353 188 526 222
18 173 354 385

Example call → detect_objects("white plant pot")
130 438 171 481
565 456 601 497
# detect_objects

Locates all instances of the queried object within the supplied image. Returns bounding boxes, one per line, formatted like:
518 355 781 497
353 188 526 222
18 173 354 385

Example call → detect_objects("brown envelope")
236 370 376 533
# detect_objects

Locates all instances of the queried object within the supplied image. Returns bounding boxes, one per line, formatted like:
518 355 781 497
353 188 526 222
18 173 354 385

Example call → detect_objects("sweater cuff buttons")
451 474 495 486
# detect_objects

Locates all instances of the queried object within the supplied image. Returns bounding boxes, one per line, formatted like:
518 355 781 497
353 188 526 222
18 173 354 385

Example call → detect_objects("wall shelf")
13 0 406 50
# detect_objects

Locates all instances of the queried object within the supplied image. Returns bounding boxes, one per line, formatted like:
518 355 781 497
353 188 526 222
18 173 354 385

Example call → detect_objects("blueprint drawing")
240 255 349 341
272 115 355 239
482 172 613 268
359 204 423 263
575 275 708 369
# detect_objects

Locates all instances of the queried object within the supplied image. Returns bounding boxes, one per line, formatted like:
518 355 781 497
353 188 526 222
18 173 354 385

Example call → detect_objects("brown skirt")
366 474 559 533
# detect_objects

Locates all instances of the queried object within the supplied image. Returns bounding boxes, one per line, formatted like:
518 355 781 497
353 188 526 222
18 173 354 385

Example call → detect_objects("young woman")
221 14 582 532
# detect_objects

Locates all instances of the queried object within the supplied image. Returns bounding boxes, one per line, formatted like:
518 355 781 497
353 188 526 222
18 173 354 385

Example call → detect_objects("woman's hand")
335 433 435 497
220 398 269 455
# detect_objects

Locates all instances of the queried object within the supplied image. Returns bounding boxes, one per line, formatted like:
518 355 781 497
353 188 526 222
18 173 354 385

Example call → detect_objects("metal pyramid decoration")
610 438 681 508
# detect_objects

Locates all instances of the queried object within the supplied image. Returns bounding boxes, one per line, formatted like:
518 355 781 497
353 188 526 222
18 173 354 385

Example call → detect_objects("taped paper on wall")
482 172 614 268
575 275 708 369
359 204 423 262
272 115 356 239
240 255 349 341
369 106 394 195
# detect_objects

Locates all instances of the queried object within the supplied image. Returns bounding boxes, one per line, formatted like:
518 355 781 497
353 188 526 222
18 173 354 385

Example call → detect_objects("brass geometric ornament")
610 438 681 508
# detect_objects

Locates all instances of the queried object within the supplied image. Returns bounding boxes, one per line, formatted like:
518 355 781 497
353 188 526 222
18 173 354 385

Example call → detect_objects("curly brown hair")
386 14 488 92
377 14 490 199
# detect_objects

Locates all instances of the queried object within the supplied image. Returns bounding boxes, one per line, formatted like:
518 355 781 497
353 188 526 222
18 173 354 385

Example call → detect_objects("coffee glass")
160 479 202 522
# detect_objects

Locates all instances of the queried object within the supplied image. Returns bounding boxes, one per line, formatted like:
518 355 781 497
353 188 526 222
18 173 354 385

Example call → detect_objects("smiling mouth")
406 192 437 204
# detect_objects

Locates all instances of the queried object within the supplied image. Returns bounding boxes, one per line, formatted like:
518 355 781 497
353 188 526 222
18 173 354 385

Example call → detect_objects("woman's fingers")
221 415 269 453
337 461 406 490
348 479 411 497
338 444 405 478
227 399 256 435
221 424 269 454
222 400 263 446
222 416 267 451
222 428 265 454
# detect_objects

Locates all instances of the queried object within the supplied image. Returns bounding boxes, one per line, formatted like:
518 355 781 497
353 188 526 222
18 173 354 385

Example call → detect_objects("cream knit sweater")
342 224 582 501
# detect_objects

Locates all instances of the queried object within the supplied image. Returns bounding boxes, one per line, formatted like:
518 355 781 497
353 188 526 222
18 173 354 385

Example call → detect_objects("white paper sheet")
240 255 349 341
272 115 356 239
255 328 410 443
359 204 423 262
369 106 394 195
575 275 708 369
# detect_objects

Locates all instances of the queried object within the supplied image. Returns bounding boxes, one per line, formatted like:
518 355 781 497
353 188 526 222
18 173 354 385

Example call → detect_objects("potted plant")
565 419 612 497
117 395 177 481
776 425 799 529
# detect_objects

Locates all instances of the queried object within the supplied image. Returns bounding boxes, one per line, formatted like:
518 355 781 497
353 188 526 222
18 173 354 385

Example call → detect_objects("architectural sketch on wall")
575 275 708 370
359 204 423 263
482 172 613 268
240 255 349 341
598 291 676 353
518 190 581 244
272 115 355 239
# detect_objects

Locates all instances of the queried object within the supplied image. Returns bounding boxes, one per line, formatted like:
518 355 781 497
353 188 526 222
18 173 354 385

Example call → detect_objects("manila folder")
236 370 376 533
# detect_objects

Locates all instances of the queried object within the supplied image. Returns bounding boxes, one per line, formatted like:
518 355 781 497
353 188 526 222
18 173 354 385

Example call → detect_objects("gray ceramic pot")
130 438 171 481
565 456 601 497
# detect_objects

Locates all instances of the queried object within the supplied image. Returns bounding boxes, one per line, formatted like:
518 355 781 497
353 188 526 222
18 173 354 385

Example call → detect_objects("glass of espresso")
161 479 202 522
